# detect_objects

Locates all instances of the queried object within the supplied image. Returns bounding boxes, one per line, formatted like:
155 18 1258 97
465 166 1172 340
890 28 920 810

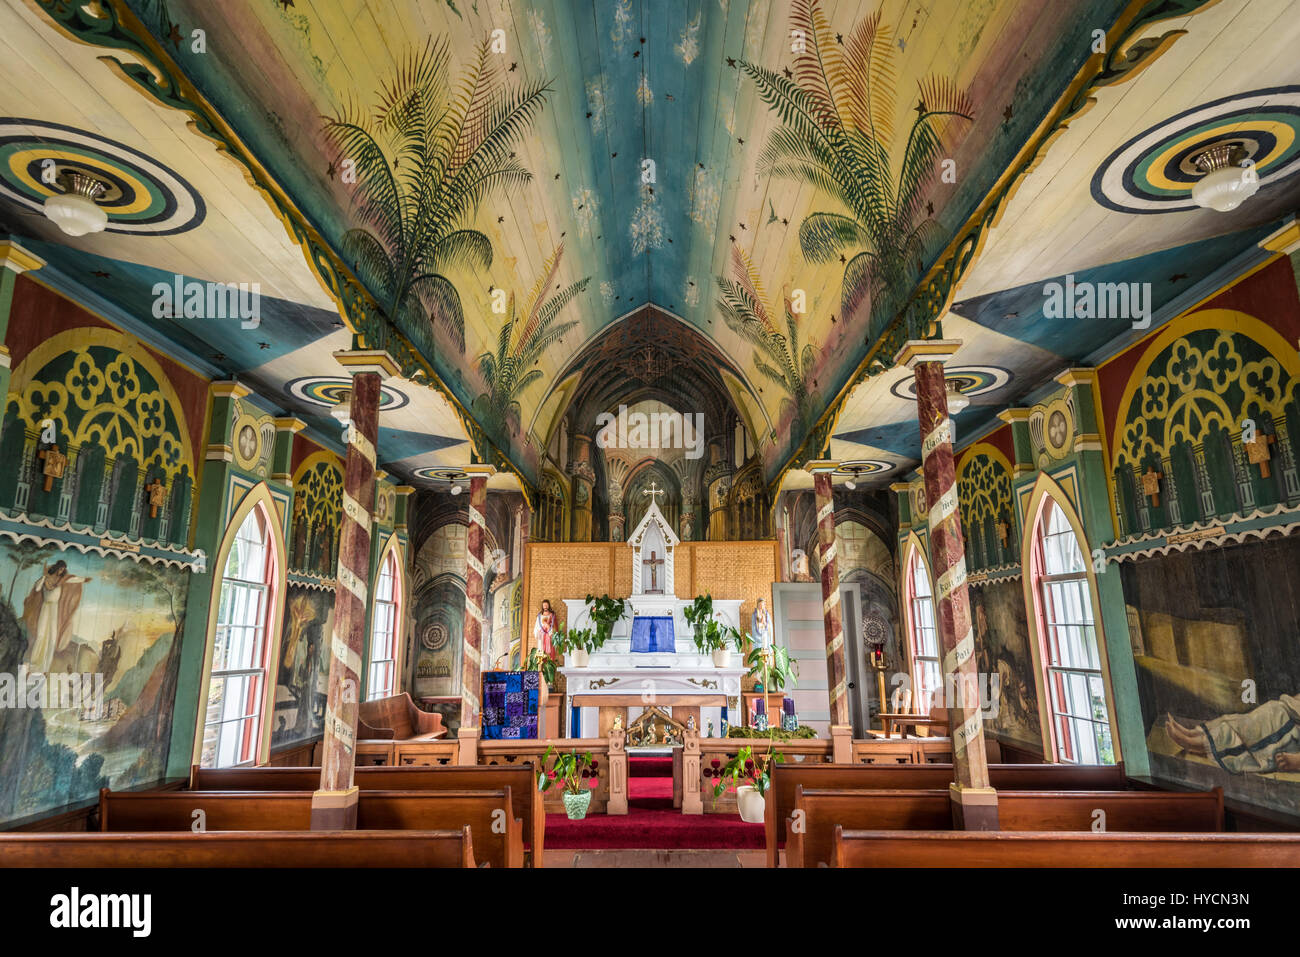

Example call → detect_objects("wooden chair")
358 692 445 741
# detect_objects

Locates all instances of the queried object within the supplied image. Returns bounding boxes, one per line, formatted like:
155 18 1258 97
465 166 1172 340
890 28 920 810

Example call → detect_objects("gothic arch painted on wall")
368 532 407 700
1019 471 1122 764
190 481 288 766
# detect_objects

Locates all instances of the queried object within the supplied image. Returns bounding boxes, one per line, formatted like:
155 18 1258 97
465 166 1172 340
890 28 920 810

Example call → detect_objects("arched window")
368 548 402 700
1030 495 1114 764
201 505 276 768
903 547 941 710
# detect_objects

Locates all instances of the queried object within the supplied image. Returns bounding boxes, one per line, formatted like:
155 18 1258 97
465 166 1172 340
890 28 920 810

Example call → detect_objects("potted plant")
526 645 559 688
712 743 784 823
584 593 627 648
682 594 714 646
537 745 600 820
692 619 744 668
559 626 598 667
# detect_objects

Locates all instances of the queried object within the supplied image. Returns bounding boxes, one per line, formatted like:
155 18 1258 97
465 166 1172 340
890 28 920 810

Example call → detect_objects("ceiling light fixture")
43 171 110 237
450 483 463 496
1190 142 1259 213
945 380 971 414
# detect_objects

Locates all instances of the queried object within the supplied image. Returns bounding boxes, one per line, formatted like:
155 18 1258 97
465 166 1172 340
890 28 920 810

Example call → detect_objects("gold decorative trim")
0 240 45 274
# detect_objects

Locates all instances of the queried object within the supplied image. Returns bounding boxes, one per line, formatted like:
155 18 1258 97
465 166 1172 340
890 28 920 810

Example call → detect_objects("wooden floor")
542 849 771 867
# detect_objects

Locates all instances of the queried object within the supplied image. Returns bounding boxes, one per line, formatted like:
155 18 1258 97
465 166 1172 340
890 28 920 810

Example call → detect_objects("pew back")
788 787 1224 867
0 829 476 868
356 789 524 869
766 762 1129 866
188 764 544 860
832 828 1300 868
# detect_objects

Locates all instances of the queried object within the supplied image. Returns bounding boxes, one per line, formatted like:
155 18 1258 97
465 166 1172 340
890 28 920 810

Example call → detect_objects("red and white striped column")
898 340 997 830
809 464 850 732
459 467 493 727
313 351 393 829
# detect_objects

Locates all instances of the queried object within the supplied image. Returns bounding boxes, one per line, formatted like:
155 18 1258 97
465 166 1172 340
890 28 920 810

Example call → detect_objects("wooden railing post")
682 726 703 814
457 726 480 766
831 724 853 764
607 727 627 815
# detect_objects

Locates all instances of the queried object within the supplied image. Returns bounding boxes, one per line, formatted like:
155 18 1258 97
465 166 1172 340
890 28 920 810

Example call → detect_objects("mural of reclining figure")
1165 698 1300 774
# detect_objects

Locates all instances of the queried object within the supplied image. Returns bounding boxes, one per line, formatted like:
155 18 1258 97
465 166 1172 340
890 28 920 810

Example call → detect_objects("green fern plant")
474 242 589 434
715 245 817 427
737 0 972 334
323 38 551 354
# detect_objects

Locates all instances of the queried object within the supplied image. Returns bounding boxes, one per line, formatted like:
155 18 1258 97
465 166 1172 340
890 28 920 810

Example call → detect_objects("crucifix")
1244 432 1278 478
145 478 167 518
644 550 664 592
1141 466 1163 508
41 448 67 492
644 480 664 505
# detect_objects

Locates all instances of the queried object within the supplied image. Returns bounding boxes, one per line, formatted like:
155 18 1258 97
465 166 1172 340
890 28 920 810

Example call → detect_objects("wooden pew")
189 764 546 863
765 762 1128 866
356 790 524 869
787 786 1224 868
100 787 524 868
832 828 1300 868
0 829 476 868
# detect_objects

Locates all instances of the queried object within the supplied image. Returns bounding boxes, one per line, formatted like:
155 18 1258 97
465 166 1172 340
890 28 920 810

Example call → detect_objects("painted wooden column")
897 340 997 830
808 462 850 729
567 433 594 542
313 350 393 829
459 466 494 727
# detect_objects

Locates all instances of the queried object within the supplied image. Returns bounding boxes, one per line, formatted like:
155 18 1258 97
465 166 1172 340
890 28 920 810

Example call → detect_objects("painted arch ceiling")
1 0 1297 497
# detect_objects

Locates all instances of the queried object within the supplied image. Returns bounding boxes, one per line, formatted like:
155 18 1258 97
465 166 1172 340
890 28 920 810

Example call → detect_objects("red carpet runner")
544 755 764 850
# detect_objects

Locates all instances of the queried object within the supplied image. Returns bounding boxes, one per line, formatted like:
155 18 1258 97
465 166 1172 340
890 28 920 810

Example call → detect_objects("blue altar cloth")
630 616 675 653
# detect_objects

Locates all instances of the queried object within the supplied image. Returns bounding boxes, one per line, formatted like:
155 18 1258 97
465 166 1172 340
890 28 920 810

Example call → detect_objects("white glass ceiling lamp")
1190 143 1259 213
43 171 109 237
944 380 971 414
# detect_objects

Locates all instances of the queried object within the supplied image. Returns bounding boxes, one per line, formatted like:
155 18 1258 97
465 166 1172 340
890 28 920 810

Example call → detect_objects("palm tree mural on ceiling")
475 242 590 439
739 0 973 337
323 38 550 355
716 245 817 430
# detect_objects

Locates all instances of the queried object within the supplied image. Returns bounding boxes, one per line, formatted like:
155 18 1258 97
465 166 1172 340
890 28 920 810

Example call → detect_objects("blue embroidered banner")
630 616 674 653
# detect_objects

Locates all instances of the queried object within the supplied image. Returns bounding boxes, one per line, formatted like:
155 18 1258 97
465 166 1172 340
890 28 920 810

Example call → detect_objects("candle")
754 697 766 715
783 696 795 716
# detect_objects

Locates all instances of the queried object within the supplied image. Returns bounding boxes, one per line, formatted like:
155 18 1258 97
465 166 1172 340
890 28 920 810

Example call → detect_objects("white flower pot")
736 784 766 823
711 648 731 668
571 649 589 667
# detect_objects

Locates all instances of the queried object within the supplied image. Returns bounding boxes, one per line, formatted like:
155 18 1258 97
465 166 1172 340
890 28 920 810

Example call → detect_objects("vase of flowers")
537 745 600 820
712 743 783 822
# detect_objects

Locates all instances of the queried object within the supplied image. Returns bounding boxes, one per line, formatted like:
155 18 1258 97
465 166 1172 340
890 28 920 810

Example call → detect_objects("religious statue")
751 598 772 650
533 599 558 656
644 550 664 592
686 714 696 733
790 548 813 582
645 722 657 745
41 447 67 492
707 719 714 738
612 713 623 731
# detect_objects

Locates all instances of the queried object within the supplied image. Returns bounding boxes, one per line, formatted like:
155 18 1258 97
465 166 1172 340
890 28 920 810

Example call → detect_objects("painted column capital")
894 338 961 369
333 349 401 379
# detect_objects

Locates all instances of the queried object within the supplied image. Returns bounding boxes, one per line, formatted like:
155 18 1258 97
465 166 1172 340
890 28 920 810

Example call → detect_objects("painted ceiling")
2 0 1298 497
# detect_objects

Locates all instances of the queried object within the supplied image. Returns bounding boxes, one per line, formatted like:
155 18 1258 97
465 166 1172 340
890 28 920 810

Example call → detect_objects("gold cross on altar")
644 481 664 504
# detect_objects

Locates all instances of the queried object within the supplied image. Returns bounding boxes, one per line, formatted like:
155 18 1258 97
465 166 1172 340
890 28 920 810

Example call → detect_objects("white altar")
559 489 745 739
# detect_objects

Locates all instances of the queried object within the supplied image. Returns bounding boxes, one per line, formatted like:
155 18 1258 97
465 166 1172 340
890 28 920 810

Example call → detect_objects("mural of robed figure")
23 561 92 673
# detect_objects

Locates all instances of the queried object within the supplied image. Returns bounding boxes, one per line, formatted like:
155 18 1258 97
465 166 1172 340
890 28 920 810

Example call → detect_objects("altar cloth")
630 615 675 653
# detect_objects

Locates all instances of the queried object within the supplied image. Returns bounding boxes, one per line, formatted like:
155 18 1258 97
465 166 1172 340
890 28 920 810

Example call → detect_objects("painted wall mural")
971 579 1042 753
0 328 197 547
270 584 334 750
0 539 188 825
1109 312 1300 538
1122 536 1300 819
957 445 1019 571
410 523 467 699
290 452 343 578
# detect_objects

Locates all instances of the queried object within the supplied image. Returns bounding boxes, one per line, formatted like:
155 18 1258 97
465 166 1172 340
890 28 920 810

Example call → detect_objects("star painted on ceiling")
737 137 745 144
278 0 294 9
168 22 182 48
633 50 640 58
914 100 926 117
782 218 789 226
1003 104 1014 122
729 235 736 242
839 254 847 264
926 201 934 216
212 352 227 362
783 66 793 78
738 222 746 230
1169 272 1188 283
726 56 736 68
91 270 111 279
497 215 505 223
258 341 271 350
835 33 843 43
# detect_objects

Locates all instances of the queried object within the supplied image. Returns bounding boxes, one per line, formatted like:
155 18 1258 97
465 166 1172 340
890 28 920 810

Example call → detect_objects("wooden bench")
189 764 545 863
765 762 1128 866
832 828 1300 868
0 829 476 867
359 692 445 740
787 786 1224 868
100 787 524 868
